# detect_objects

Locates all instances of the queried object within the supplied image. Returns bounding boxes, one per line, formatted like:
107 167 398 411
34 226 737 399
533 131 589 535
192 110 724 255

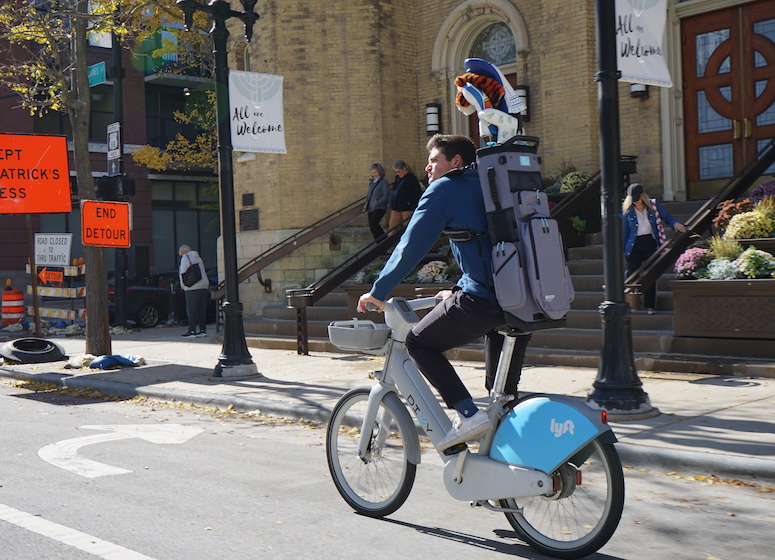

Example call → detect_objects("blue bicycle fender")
490 395 615 474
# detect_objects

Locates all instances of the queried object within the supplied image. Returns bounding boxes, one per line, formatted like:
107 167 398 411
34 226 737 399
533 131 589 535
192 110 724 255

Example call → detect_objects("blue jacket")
371 168 495 302
622 199 681 258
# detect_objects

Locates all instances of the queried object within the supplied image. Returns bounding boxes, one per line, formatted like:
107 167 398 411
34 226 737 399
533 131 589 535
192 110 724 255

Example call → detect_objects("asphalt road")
1 380 773 560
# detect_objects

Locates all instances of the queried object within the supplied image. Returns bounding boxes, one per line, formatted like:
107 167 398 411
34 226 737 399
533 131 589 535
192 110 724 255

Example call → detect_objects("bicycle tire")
501 438 624 559
326 388 417 518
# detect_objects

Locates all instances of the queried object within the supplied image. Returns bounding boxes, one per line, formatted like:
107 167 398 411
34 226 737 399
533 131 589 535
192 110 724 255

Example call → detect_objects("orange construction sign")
37 266 65 286
81 200 132 248
0 133 72 214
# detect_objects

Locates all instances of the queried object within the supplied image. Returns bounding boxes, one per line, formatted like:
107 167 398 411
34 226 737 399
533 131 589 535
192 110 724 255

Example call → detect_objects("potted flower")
343 255 460 322
671 233 775 339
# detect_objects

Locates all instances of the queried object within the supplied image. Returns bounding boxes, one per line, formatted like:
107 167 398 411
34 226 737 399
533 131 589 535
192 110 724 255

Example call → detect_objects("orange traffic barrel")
2 279 25 326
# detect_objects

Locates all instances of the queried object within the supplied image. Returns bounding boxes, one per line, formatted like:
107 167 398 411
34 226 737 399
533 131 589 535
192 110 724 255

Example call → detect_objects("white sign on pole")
615 0 673 88
34 233 73 266
229 71 287 154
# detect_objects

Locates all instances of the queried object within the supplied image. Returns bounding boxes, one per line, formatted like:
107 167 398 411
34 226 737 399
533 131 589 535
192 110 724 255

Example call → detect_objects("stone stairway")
243 201 775 376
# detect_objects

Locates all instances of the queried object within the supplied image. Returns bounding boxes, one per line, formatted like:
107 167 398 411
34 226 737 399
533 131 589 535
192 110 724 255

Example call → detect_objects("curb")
616 442 775 486
3 369 774 486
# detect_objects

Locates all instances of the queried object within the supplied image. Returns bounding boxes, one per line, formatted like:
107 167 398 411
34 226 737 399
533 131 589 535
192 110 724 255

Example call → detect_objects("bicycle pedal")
442 442 468 456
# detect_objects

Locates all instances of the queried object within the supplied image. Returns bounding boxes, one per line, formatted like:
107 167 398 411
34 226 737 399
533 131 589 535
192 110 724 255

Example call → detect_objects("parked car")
108 271 218 328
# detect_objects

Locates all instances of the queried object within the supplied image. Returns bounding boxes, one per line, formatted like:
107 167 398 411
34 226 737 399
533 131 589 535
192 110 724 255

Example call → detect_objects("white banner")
616 0 673 88
229 71 287 154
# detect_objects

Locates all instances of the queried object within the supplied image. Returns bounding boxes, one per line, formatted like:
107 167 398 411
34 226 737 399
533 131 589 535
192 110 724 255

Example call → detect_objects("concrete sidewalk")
1 326 774 484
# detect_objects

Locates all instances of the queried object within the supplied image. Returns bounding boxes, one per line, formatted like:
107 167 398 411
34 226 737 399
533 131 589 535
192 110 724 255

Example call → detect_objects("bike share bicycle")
326 297 624 559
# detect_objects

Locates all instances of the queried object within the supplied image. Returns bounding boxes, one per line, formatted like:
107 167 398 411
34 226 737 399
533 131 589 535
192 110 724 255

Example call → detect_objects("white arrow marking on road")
38 424 205 478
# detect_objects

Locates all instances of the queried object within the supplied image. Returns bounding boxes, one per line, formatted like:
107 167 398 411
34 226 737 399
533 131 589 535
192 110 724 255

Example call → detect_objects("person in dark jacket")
358 135 531 452
622 183 686 314
387 160 422 236
364 163 390 241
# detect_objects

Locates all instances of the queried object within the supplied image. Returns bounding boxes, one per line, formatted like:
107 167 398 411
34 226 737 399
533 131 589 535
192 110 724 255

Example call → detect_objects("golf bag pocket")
492 241 527 313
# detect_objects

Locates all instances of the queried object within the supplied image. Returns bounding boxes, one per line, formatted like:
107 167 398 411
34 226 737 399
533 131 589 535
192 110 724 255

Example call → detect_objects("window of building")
151 179 218 272
145 84 200 147
32 84 113 143
470 23 516 66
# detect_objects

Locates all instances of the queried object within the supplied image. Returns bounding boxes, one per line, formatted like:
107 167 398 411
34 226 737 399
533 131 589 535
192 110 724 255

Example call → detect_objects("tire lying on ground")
0 338 66 364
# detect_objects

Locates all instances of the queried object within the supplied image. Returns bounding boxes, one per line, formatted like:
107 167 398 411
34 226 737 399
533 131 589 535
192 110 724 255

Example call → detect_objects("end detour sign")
0 133 72 214
81 200 131 248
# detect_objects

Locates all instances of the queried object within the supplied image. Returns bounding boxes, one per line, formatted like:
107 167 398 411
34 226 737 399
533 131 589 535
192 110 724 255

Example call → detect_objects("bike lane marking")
38 424 206 478
0 502 157 560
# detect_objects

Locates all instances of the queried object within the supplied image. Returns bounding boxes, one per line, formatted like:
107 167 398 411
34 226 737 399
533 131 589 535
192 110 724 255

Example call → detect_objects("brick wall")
228 0 666 316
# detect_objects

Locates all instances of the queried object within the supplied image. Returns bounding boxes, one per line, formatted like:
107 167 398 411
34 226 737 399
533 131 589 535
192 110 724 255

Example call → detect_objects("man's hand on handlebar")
435 289 453 301
357 293 385 313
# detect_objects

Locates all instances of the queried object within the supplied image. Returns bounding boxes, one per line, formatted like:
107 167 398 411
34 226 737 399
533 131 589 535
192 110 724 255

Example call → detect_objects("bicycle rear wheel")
502 438 624 559
326 388 417 518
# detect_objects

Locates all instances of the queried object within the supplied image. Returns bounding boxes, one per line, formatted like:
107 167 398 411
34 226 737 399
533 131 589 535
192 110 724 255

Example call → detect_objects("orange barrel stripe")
2 284 25 325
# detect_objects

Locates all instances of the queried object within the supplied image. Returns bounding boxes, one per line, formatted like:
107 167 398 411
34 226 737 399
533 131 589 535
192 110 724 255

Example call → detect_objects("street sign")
34 233 72 266
81 200 132 248
37 266 65 286
107 122 121 177
88 61 106 87
0 134 72 214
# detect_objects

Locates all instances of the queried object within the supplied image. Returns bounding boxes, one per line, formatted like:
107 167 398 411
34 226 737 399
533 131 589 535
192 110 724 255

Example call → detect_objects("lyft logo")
550 418 575 438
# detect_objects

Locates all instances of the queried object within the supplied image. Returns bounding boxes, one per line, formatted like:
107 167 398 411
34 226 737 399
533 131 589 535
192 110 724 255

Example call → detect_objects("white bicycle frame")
356 296 557 504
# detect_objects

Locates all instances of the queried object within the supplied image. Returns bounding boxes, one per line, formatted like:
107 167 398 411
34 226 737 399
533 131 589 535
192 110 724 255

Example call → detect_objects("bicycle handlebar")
406 296 440 311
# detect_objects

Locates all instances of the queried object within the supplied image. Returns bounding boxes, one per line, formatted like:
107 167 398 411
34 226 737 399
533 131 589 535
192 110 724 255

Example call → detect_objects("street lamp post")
587 0 655 417
177 0 260 379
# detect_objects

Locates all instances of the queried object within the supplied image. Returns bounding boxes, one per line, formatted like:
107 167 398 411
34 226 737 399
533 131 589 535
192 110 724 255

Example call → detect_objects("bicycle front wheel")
326 388 417 518
502 438 624 559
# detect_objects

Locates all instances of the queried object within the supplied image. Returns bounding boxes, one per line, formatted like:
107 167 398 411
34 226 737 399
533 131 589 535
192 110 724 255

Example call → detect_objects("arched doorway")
431 0 530 141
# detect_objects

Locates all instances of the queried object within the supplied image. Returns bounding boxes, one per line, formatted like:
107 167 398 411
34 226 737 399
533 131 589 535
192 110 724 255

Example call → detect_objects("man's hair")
426 134 477 166
392 160 407 171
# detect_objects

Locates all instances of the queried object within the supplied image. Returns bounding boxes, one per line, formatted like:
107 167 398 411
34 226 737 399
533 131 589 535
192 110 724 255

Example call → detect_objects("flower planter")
671 279 775 339
342 283 454 324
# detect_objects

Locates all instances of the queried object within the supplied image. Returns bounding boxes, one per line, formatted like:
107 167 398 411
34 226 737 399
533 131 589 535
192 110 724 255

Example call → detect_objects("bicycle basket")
328 320 390 351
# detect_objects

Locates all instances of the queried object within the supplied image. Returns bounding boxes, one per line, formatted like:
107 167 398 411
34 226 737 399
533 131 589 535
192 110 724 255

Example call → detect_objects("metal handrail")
212 197 367 300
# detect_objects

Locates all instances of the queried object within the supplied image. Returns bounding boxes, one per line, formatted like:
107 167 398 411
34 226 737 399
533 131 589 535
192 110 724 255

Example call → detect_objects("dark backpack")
182 256 203 287
448 136 575 332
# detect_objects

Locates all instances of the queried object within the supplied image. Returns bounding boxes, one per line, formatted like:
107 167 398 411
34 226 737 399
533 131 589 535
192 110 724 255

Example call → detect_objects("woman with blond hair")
622 183 686 314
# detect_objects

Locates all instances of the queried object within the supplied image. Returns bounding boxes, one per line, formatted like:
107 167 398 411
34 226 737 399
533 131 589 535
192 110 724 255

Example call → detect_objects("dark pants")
367 209 386 241
405 290 531 408
185 289 208 332
627 234 658 309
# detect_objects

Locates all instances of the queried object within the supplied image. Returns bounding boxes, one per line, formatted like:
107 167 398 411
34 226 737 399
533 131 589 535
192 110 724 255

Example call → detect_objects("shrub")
749 181 775 204
723 209 775 240
560 171 591 193
713 198 753 230
734 247 775 279
674 247 713 279
707 235 743 259
706 258 738 280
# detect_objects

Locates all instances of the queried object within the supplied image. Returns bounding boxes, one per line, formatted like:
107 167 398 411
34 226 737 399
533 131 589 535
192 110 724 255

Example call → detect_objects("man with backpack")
357 134 531 452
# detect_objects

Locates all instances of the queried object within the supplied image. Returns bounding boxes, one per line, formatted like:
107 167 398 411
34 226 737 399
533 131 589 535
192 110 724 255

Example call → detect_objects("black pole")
112 25 128 327
177 0 259 379
586 0 655 417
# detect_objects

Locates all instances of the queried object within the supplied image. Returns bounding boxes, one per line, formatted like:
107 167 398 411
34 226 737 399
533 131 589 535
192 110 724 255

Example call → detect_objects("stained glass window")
470 23 516 66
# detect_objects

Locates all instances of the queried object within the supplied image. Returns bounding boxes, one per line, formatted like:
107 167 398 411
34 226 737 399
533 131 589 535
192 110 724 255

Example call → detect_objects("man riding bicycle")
357 134 531 452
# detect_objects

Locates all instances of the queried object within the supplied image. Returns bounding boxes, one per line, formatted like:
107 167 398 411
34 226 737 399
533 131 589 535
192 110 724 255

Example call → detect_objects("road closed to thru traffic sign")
0 133 72 214
81 200 131 248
